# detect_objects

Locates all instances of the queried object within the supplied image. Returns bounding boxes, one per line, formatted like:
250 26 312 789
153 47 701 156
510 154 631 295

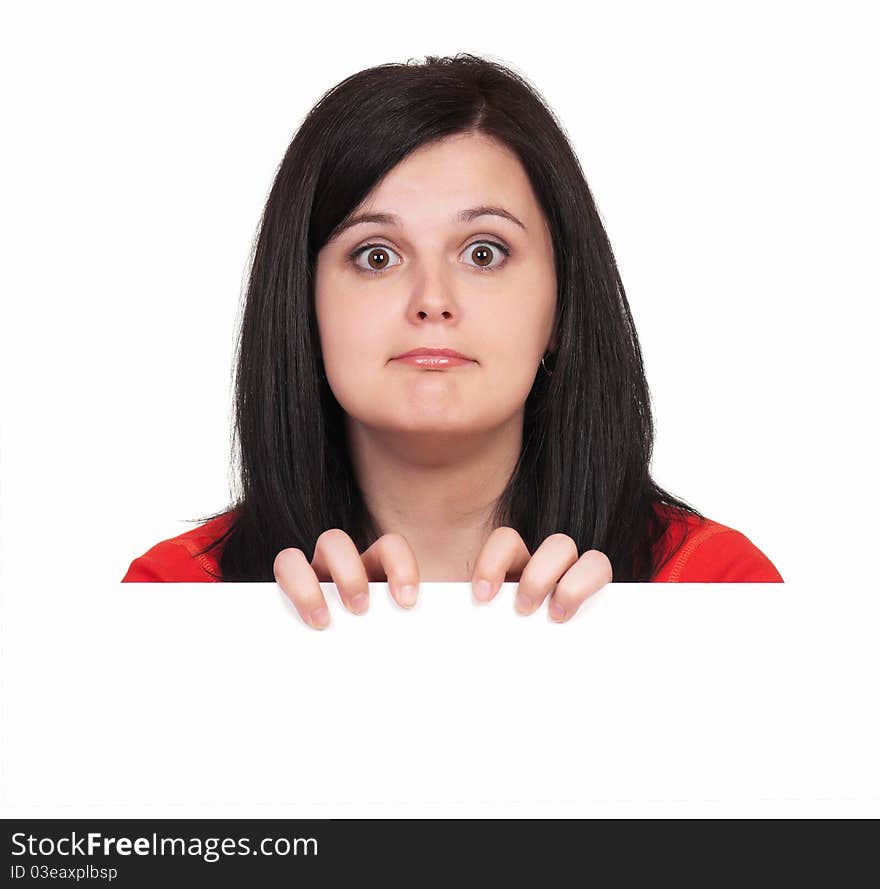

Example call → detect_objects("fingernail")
400 584 418 607
310 606 330 629
515 592 532 614
549 600 567 621
473 579 492 602
351 593 369 614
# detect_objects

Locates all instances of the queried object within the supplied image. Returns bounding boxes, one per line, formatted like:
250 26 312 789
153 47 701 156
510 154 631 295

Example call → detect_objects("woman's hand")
470 528 612 623
273 530 421 630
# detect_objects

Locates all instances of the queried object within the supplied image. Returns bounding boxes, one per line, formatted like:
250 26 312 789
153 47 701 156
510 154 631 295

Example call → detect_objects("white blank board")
2 582 878 818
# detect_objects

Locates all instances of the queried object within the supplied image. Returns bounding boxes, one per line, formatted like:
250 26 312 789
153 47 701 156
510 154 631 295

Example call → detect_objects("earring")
541 352 553 375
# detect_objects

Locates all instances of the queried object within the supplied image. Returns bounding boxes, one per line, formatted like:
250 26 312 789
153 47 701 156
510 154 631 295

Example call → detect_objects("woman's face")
314 132 557 440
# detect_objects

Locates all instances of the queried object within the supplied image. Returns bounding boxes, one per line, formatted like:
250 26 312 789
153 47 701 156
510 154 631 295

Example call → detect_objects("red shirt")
121 506 784 583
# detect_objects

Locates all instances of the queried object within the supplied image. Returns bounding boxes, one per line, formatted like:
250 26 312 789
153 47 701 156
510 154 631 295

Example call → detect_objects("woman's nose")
408 264 460 321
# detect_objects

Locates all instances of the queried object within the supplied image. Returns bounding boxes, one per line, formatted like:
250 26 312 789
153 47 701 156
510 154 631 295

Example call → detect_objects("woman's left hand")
470 528 612 622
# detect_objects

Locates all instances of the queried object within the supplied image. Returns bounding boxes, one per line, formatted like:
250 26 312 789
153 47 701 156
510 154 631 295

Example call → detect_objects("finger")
515 533 580 615
470 526 532 604
359 533 421 609
548 550 613 622
274 547 331 630
310 529 371 615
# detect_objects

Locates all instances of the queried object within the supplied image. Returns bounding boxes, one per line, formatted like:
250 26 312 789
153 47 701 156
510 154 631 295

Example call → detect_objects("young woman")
122 54 783 627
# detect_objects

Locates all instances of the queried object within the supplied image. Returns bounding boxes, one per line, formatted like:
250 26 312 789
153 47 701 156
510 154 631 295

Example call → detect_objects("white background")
1 1 878 818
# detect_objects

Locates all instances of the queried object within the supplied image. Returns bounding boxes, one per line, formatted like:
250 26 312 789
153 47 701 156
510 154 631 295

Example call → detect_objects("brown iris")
367 249 390 270
471 245 492 267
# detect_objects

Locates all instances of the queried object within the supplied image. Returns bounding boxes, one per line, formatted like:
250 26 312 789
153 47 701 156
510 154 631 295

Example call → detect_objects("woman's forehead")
343 137 540 234
373 134 528 195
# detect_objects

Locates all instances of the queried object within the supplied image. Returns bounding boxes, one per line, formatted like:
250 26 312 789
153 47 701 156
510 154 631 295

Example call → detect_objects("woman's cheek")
325 347 388 420
477 351 534 415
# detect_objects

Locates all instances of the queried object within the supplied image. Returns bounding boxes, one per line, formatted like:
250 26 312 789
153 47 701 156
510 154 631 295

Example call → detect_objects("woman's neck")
346 414 524 580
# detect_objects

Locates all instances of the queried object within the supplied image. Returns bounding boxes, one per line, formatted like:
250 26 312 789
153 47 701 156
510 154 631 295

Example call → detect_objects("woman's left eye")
460 240 511 272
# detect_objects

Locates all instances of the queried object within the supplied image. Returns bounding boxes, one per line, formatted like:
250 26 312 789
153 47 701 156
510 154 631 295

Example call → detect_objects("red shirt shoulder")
121 512 236 582
650 503 783 582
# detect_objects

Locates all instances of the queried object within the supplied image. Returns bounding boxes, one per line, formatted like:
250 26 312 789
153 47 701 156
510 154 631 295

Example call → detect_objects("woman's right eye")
349 244 402 276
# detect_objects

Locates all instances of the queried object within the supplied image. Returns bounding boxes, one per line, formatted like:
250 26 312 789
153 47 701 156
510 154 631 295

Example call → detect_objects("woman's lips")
391 355 475 368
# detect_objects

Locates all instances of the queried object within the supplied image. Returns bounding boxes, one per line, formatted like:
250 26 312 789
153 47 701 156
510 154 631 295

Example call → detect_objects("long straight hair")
190 53 704 582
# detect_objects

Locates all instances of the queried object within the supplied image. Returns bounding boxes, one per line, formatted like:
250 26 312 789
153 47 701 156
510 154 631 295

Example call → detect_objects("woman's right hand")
273 530 421 630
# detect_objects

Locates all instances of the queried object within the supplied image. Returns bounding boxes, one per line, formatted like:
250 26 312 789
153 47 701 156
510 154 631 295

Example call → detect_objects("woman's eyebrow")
327 205 527 242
